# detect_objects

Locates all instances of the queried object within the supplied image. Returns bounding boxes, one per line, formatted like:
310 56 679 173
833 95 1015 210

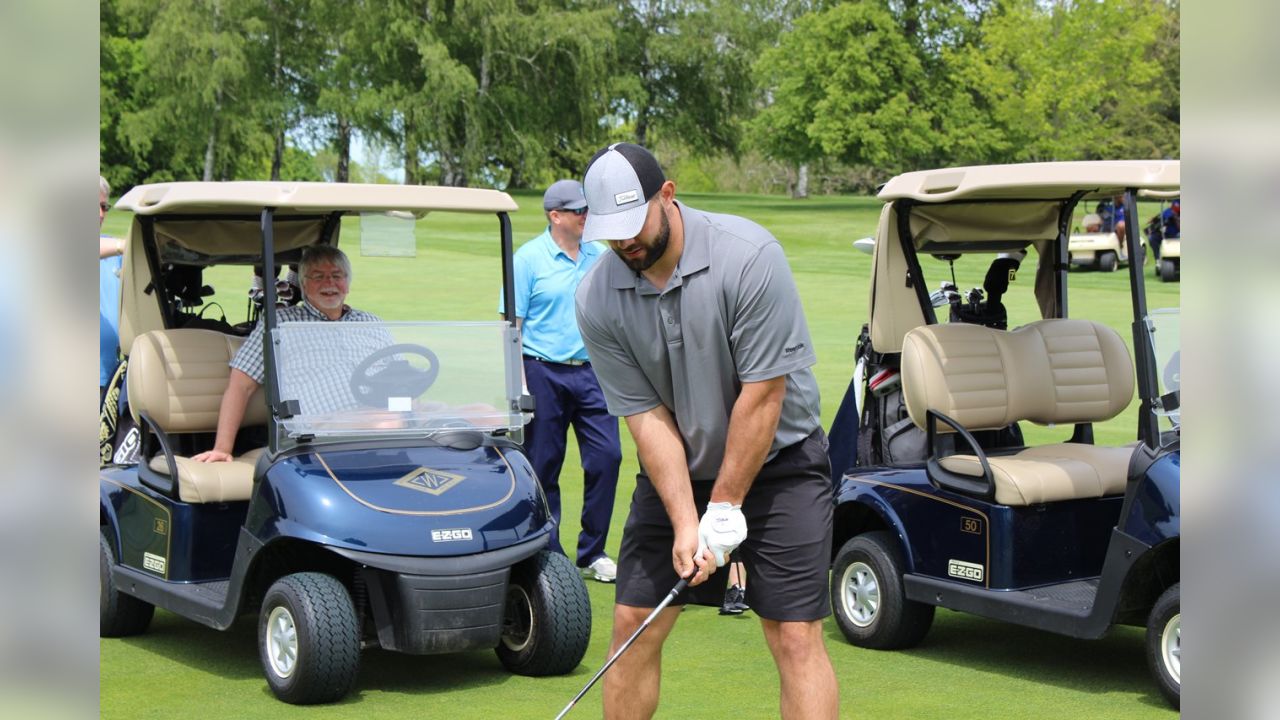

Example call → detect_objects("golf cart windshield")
271 321 522 439
1147 308 1180 433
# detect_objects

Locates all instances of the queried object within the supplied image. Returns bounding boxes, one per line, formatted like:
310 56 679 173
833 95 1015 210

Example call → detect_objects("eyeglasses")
305 272 348 283
555 207 588 216
100 202 110 212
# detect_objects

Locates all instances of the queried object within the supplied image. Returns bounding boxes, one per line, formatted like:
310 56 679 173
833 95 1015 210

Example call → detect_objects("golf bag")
851 254 1026 469
100 359 140 466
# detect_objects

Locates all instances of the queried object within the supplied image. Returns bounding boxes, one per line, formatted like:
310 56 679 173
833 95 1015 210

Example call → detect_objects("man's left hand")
697 502 747 567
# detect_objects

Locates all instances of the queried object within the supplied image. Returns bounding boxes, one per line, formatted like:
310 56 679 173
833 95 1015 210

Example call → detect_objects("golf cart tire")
258 572 361 705
99 532 155 637
830 531 934 650
1160 259 1178 282
496 550 591 676
1098 251 1119 272
1146 583 1180 709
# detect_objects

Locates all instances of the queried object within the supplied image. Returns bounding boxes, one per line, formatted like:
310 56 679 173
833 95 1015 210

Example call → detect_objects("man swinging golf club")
573 143 838 719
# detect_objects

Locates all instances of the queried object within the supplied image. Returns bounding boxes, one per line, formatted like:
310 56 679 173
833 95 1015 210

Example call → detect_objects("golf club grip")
553 577 689 719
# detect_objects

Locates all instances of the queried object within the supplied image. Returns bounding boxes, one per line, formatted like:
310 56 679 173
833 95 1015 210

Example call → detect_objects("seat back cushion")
128 329 269 432
902 319 1133 431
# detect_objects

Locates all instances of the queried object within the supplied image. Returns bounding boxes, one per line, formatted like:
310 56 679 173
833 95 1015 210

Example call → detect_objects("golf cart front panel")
247 442 548 557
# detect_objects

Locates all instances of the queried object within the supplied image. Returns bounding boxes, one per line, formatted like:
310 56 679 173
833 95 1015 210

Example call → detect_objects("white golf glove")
696 502 747 568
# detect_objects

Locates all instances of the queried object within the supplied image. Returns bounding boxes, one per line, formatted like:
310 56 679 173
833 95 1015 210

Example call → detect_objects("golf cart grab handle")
925 409 996 501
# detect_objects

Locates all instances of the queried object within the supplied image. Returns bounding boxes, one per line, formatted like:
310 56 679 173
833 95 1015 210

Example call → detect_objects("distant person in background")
1146 199 1180 260
507 179 622 584
99 175 125 406
720 559 749 615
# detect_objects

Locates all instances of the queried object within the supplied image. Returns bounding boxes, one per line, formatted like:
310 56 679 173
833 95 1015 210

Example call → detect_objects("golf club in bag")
553 577 689 720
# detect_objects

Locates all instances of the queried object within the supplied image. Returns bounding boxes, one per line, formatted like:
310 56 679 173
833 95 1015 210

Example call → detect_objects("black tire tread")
830 530 934 650
99 532 155 637
496 551 591 676
1145 582 1180 710
259 572 361 705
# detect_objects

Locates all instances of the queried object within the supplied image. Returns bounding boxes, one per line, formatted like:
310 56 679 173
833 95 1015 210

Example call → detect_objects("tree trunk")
793 163 809 199
270 128 285 181
268 28 284 180
202 124 217 182
404 112 418 185
335 115 351 183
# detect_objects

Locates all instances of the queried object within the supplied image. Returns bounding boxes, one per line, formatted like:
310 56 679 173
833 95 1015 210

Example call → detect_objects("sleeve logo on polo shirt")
784 342 806 355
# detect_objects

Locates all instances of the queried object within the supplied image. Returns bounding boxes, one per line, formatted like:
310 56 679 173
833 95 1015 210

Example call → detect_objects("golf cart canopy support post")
1122 188 1160 450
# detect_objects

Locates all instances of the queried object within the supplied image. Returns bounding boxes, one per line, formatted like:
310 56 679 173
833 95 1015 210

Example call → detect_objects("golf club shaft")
553 577 689 720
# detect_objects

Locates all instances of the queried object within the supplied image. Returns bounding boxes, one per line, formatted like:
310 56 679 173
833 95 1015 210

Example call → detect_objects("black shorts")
615 428 833 621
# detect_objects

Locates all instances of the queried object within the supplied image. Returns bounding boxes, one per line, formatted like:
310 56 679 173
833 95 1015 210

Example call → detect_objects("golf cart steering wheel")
349 344 440 409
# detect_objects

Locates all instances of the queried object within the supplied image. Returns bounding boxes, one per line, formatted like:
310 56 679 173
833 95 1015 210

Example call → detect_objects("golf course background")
99 189 1179 719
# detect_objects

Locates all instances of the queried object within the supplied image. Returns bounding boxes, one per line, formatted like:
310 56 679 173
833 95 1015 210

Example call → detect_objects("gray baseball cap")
542 179 588 211
581 143 666 243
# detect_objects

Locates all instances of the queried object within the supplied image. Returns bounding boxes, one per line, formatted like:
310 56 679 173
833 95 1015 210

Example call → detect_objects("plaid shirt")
231 302 387 414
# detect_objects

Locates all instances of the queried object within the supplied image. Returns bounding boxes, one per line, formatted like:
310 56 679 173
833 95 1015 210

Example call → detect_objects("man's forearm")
625 406 697 528
211 371 258 454
711 376 786 505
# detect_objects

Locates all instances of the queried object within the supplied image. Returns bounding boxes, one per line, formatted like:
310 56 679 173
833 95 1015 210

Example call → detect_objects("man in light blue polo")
508 179 622 583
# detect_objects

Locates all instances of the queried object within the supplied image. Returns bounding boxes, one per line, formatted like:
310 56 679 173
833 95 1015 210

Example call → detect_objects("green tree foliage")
99 0 1179 193
116 0 278 181
611 0 780 157
749 2 934 173
942 0 1179 162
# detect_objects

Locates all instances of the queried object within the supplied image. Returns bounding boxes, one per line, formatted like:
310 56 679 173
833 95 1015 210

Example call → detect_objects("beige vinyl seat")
901 319 1135 506
128 329 269 503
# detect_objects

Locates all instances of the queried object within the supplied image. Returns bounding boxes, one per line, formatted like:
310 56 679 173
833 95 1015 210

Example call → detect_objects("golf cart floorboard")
114 565 234 629
906 575 1106 638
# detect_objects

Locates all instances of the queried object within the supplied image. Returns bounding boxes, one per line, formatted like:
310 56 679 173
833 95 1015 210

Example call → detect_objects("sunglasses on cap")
555 206 588 216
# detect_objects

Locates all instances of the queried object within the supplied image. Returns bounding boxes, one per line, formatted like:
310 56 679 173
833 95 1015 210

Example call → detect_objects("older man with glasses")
502 179 623 583
194 245 383 463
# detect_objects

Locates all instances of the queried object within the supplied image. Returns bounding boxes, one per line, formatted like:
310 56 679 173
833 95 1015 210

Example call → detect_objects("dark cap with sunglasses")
542 179 588 213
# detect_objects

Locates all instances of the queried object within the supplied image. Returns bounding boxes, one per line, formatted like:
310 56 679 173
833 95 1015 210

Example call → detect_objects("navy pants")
522 357 622 567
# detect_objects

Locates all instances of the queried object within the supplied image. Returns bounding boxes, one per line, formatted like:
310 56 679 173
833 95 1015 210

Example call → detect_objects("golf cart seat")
901 319 1135 506
128 329 269 503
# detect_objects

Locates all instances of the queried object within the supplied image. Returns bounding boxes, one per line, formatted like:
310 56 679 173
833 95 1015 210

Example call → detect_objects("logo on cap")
614 190 639 206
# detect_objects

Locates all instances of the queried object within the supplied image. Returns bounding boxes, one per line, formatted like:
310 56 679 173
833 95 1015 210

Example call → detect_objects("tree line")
100 0 1179 196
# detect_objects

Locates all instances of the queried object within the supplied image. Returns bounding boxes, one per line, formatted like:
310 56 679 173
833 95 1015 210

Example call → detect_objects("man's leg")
602 603 682 720
570 369 622 566
522 358 570 554
760 618 838 719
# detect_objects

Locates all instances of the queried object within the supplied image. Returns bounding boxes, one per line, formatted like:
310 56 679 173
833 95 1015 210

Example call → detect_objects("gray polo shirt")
575 203 820 480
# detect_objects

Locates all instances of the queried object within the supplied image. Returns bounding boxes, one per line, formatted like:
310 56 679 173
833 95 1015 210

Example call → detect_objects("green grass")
99 191 1178 719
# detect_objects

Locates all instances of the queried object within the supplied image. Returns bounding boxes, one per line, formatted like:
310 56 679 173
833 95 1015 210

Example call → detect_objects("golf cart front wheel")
258 572 360 705
830 531 934 649
1160 259 1178 282
99 532 154 637
1146 583 1180 709
496 550 591 676
1097 251 1119 272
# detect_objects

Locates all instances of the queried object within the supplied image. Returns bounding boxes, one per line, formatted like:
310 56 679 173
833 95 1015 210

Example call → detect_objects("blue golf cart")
99 183 591 703
825 162 1181 708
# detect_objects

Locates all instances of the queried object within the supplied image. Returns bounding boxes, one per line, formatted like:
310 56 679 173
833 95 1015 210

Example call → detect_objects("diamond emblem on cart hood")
394 467 465 495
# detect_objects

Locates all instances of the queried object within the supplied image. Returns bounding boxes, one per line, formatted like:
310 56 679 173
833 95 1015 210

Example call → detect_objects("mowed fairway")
99 190 1179 719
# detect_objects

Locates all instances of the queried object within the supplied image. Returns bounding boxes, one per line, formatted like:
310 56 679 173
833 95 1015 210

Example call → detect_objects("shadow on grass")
117 610 530 703
825 610 1173 711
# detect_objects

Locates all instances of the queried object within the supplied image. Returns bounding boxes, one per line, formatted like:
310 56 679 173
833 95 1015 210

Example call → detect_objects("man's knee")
761 619 827 663
583 446 623 477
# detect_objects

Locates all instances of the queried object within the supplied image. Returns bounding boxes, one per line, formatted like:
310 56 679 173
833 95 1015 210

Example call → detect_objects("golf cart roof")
878 160 1179 203
117 181 519 216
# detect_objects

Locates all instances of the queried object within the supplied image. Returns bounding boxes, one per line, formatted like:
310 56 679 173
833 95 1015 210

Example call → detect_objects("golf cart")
1144 195 1181 282
1067 200 1144 272
825 161 1181 708
99 182 591 704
